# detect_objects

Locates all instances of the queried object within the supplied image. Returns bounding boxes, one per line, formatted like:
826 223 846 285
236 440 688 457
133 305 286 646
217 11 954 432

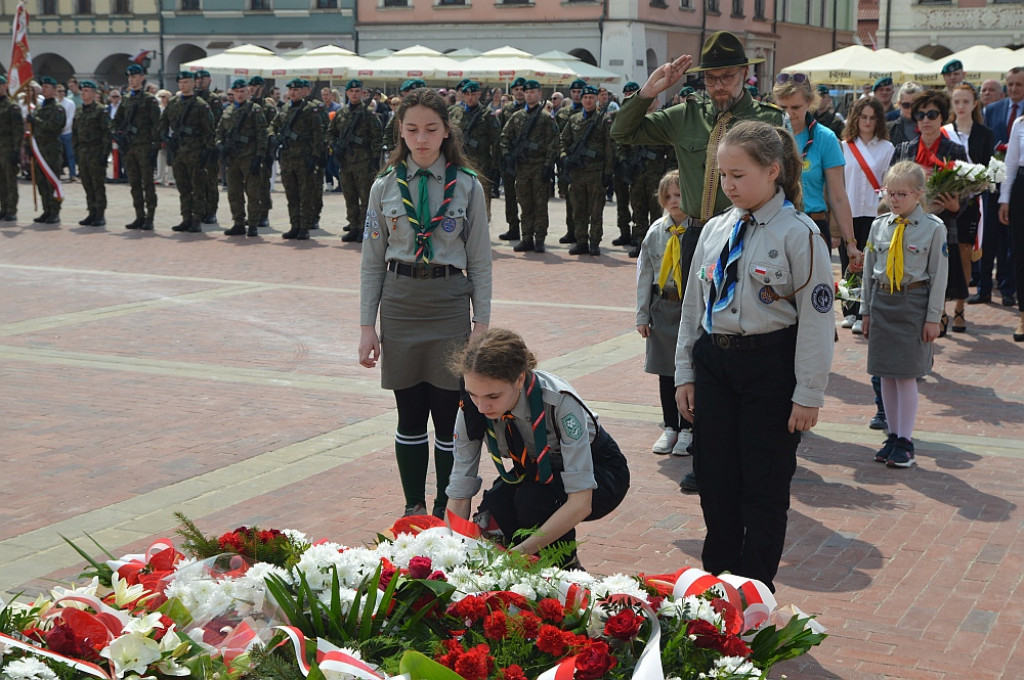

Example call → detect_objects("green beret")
816 84 829 96
941 59 963 75
623 81 640 94
195 69 211 78
461 81 480 93
125 63 144 76
302 79 313 88
177 71 195 80
456 78 469 90
873 76 893 91
79 79 97 90
511 77 527 89
581 85 599 96
0 75 7 85
248 76 264 86
570 79 586 90
39 75 57 86
400 78 426 93
230 78 247 90
679 86 695 98
346 79 363 90
286 78 304 88
523 80 540 91
748 84 761 97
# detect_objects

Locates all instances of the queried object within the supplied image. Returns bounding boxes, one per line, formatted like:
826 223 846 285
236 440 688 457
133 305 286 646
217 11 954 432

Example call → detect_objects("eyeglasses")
775 73 808 85
900 102 913 109
913 110 942 121
885 190 913 200
705 71 742 88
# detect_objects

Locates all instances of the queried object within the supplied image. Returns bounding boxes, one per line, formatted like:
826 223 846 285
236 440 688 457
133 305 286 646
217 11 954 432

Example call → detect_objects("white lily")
100 632 162 678
153 626 192 676
122 611 166 635
112 577 151 608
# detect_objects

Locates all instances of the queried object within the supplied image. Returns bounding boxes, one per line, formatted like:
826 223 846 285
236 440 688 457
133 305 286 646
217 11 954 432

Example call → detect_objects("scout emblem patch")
941 243 948 257
442 216 457 233
561 413 584 440
811 283 833 313
759 286 778 304
769 249 778 258
803 159 811 171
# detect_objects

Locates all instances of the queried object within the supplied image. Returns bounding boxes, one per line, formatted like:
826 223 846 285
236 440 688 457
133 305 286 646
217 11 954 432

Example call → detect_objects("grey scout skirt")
379 266 472 392
866 282 933 379
645 292 682 376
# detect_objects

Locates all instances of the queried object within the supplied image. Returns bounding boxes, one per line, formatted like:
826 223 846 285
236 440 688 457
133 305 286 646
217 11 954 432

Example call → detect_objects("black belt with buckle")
651 284 681 302
388 261 463 279
709 325 798 350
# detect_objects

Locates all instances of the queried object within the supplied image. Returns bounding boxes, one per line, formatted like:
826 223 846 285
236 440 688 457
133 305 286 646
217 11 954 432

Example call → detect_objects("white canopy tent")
533 50 623 88
906 45 1019 86
352 45 466 84
181 43 289 77
274 45 371 80
781 45 928 87
458 46 576 86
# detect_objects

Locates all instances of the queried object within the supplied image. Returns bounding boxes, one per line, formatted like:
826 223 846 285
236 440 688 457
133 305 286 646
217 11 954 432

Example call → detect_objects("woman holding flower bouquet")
891 89 968 336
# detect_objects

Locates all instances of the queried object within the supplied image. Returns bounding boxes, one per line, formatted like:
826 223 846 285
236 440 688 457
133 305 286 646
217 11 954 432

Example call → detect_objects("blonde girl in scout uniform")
675 121 834 593
446 329 629 567
636 170 694 456
359 88 493 519
861 161 948 469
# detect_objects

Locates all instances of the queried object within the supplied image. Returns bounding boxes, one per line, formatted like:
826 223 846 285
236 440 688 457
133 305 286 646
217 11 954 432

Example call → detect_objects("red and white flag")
9 2 32 92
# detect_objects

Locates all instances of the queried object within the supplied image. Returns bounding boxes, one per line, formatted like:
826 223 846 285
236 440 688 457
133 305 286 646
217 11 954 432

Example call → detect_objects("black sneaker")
679 471 698 493
869 412 888 431
887 438 916 468
874 433 898 463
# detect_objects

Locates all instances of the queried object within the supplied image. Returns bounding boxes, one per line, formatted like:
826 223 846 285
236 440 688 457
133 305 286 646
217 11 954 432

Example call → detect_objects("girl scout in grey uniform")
446 329 629 566
358 88 493 519
675 121 834 593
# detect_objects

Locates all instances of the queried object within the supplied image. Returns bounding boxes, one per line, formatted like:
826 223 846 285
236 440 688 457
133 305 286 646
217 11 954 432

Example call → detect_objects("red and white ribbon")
0 631 111 679
29 135 64 201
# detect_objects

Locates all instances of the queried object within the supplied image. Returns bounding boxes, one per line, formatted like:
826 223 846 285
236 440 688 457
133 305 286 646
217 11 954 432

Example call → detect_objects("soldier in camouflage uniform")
500 80 559 253
301 80 328 230
331 79 383 243
497 76 527 241
0 75 23 222
270 78 323 241
217 79 268 237
194 69 221 224
248 75 276 229
382 79 426 161
112 63 160 230
560 85 613 256
159 71 214 233
554 78 585 244
72 80 111 226
29 76 66 224
609 82 640 248
627 137 674 257
449 80 500 220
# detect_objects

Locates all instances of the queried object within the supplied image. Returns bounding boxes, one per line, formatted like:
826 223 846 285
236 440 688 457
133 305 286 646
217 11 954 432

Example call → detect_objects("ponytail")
775 126 804 212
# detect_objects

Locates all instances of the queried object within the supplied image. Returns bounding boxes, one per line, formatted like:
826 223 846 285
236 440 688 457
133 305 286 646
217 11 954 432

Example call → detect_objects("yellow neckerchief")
657 221 688 293
886 215 910 290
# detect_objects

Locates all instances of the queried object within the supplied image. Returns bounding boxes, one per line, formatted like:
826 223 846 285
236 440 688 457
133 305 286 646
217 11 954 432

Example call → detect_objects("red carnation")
604 609 644 640
574 640 617 680
537 598 565 624
454 644 492 680
483 610 509 640
536 625 567 656
407 556 433 580
515 611 541 639
500 664 528 680
449 595 488 623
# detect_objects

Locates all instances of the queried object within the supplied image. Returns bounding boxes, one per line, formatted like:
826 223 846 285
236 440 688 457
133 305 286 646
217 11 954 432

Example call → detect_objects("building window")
679 0 692 7
181 0 200 9
382 0 409 6
77 0 93 13
250 0 271 9
500 0 531 4
112 0 130 13
731 0 743 15
754 0 764 17
40 0 57 14
650 0 668 6
706 0 720 13
438 0 467 4
315 0 338 6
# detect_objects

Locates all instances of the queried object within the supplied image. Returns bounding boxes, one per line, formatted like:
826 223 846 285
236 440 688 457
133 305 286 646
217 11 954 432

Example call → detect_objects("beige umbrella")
459 46 576 86
533 50 623 87
906 45 1016 86
181 43 289 77
352 45 465 84
276 45 371 80
781 45 914 87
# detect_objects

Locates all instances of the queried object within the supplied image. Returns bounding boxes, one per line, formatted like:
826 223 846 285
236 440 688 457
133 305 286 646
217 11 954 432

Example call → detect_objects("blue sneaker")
874 433 898 463
887 438 916 468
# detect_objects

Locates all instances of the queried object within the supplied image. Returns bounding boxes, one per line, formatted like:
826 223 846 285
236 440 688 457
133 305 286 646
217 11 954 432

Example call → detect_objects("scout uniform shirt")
675 190 835 407
861 205 948 324
610 89 783 219
447 370 599 500
636 214 687 324
359 154 493 327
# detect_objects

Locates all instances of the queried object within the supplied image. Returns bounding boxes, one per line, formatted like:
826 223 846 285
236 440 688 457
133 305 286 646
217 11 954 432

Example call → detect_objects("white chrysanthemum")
445 567 497 596
246 562 292 586
430 546 469 572
558 569 599 590
594 573 649 601
316 587 358 615
508 582 537 601
660 595 722 627
2 657 60 680
703 656 762 678
282 529 310 545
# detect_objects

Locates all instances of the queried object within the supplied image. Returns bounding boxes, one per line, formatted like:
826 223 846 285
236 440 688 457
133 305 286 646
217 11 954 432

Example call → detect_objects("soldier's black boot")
140 212 155 231
295 228 310 240
125 214 144 229
534 239 546 254
92 211 106 227
1 212 16 222
611 231 631 246
44 212 61 224
224 224 247 236
201 214 218 224
568 240 589 255
258 217 269 228
171 219 191 232
79 212 96 226
589 241 601 256
498 228 520 241
341 229 361 242
282 226 301 239
247 224 259 237
187 219 203 233
628 244 641 258
513 237 534 253
34 212 49 223
558 230 576 244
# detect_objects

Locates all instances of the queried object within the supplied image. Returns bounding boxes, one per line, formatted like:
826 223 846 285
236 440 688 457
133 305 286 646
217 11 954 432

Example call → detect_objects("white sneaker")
851 319 863 335
672 430 692 456
653 428 678 454
841 315 856 329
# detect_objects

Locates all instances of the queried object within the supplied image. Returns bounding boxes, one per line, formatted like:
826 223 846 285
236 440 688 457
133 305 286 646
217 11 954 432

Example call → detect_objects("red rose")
604 609 644 640
407 556 433 580
574 640 617 680
536 625 567 656
500 664 528 680
537 598 565 624
483 610 509 640
720 634 752 657
379 564 398 590
428 570 447 581
686 618 720 646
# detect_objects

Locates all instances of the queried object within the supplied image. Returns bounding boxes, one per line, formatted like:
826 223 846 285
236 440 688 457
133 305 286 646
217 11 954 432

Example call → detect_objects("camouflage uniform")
500 100 559 248
271 98 323 240
627 143 674 249
330 99 383 241
560 108 613 253
216 97 268 236
498 98 525 238
449 102 500 220
160 92 214 231
611 138 633 244
196 86 223 221
30 96 65 221
112 87 160 228
554 99 583 241
0 87 23 220
72 99 112 224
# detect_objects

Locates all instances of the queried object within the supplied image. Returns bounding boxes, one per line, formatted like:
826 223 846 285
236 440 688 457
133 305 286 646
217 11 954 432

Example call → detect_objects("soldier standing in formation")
609 82 639 249
449 80 500 220
270 78 323 241
560 84 613 256
29 76 66 224
72 80 111 227
497 77 527 241
501 80 559 253
301 80 328 231
248 75 277 230
194 69 221 225
113 63 160 230
160 71 214 233
330 78 383 243
554 78 585 244
0 75 23 222
623 98 675 257
217 78 268 237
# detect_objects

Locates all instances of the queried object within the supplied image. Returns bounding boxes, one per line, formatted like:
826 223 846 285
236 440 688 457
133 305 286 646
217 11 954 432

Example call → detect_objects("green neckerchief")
395 160 458 263
484 372 554 485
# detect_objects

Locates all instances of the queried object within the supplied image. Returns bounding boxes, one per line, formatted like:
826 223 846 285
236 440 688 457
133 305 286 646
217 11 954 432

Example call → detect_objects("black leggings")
659 375 690 432
394 382 460 438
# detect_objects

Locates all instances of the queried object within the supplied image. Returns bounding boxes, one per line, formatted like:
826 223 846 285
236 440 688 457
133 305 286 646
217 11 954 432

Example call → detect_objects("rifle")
501 106 542 177
274 104 304 160
332 106 366 161
461 105 486 151
220 101 252 162
617 146 648 184
560 111 605 184
112 93 138 150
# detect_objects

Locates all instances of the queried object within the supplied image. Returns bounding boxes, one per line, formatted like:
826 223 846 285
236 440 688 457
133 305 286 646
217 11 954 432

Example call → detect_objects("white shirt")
841 136 894 219
1000 117 1024 204
57 96 75 135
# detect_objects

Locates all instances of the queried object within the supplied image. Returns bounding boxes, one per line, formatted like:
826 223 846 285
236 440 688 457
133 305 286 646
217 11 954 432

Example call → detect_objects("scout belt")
387 261 462 279
878 280 928 294
708 325 797 350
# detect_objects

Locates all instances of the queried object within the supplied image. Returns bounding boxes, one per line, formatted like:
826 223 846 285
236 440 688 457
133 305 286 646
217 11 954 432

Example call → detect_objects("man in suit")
974 67 1024 307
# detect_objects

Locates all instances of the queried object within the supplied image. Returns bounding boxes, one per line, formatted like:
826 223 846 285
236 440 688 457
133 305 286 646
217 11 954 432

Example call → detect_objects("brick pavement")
1 177 1023 679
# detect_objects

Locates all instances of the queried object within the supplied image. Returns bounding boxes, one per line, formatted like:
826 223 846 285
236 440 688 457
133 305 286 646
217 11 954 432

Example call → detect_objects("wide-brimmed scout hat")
688 31 764 72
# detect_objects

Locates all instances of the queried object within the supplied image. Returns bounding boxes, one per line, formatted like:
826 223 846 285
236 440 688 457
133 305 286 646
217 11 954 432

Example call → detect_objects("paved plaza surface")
1 178 1023 680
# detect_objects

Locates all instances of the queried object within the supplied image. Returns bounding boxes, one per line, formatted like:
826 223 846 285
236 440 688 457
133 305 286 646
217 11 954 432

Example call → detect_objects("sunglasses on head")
776 73 808 85
914 110 942 121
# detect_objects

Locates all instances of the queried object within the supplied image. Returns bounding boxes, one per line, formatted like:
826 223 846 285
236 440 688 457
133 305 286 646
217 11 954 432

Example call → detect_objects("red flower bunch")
574 640 617 680
435 639 494 680
604 609 644 640
537 598 566 624
685 619 752 658
448 594 489 624
114 546 184 608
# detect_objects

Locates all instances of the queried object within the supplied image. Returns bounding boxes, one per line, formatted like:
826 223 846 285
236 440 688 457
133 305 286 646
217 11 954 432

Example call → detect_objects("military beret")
302 79 313 88
456 78 469 90
941 59 963 75
581 85 599 96
749 84 762 97
79 79 97 90
570 78 586 90
0 75 7 85
195 69 211 78
125 63 144 76
177 70 195 80
623 81 640 94
346 79 363 90
873 76 893 91
816 84 830 96
461 80 481 93
510 77 527 89
38 75 57 86
247 76 265 86
523 80 541 91
400 78 426 93
286 78 304 88
230 78 247 90
678 85 695 98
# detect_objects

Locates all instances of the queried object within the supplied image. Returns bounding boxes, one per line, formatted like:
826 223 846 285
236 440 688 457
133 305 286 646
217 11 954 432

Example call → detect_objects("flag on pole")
9 2 32 92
